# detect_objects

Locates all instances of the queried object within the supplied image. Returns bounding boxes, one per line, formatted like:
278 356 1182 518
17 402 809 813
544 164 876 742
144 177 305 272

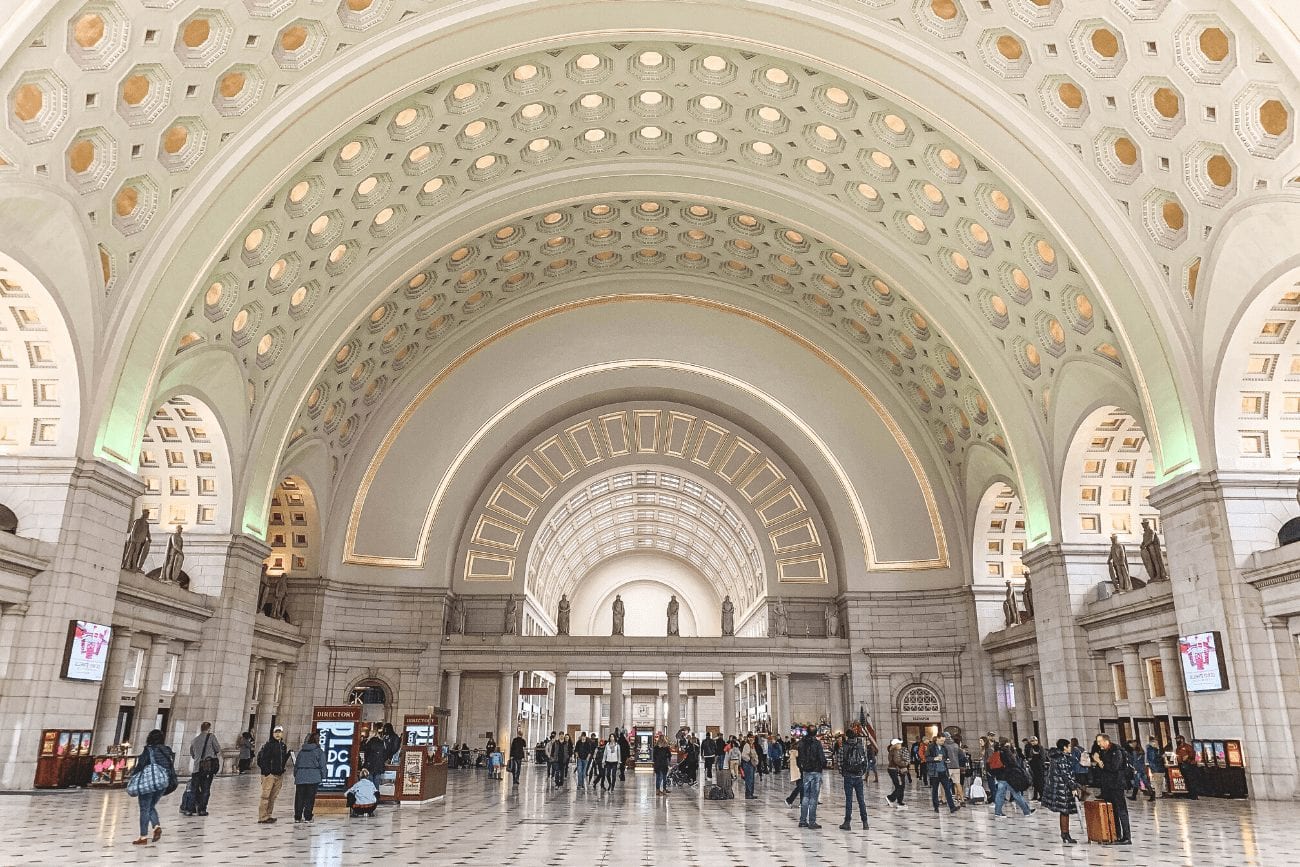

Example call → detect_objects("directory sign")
1179 631 1229 692
313 706 361 794
62 620 112 682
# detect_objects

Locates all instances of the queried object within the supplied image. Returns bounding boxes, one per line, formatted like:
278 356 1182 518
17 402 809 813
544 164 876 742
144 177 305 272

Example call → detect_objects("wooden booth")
312 705 362 812
34 729 94 788
396 711 448 803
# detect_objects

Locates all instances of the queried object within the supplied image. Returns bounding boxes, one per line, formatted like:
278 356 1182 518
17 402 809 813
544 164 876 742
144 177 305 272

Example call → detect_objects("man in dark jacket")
509 728 527 786
256 725 289 823
1090 734 1132 845
362 730 388 801
1024 736 1046 801
701 733 718 779
836 727 869 830
796 728 827 829
617 731 631 781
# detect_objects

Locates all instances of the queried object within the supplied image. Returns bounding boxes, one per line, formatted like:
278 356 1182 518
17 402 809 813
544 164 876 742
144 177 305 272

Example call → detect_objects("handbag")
199 733 220 775
126 748 169 797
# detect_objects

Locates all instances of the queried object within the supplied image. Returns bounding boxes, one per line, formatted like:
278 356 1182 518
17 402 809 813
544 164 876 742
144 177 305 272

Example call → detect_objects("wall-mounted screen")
1179 631 1229 693
62 620 112 682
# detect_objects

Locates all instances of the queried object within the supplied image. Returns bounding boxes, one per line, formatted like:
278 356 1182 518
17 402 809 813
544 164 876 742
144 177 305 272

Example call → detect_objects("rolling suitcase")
1083 798 1116 843
179 779 197 815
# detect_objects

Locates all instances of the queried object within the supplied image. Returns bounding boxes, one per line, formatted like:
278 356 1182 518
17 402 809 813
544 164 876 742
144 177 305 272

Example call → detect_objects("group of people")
124 720 401 846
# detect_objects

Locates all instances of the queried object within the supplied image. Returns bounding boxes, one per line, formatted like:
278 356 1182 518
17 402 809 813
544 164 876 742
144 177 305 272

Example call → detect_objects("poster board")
1178 631 1229 692
62 621 112 682
312 706 361 796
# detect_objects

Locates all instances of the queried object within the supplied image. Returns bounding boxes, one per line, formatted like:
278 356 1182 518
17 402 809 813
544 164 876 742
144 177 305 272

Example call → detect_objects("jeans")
704 756 715 778
576 757 589 787
604 761 619 789
294 783 318 820
1103 788 1132 840
931 770 956 810
553 761 568 786
137 789 162 837
887 768 906 803
799 771 822 825
508 757 521 784
842 774 867 825
655 770 668 791
993 779 1032 815
192 768 214 812
787 777 804 804
741 760 756 797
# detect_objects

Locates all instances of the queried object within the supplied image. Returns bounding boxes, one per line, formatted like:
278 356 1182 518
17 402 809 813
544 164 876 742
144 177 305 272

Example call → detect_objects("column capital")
608 669 624 678
665 671 681 679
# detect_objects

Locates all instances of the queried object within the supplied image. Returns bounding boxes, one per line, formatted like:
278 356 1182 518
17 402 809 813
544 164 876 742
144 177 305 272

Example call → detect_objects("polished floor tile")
4 765 1293 865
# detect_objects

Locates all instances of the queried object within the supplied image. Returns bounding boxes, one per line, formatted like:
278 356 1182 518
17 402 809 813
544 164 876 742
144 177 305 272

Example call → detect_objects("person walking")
293 731 324 823
1041 739 1080 844
836 725 869 830
617 730 631 782
652 733 672 795
1091 734 1132 845
885 738 909 809
237 732 255 774
574 733 592 789
928 735 957 812
991 737 1034 818
739 735 760 799
128 729 176 846
256 725 289 824
510 728 527 786
554 734 572 787
187 721 221 816
1024 736 1046 801
796 727 826 829
602 735 621 791
944 734 966 807
1126 740 1153 802
785 746 803 807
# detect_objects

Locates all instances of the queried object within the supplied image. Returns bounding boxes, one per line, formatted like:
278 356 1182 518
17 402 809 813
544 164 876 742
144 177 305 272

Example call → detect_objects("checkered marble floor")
4 765 1295 865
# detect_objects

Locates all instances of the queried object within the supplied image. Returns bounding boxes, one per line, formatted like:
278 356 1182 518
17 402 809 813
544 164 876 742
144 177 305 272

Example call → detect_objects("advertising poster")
317 719 356 794
64 621 112 682
1178 631 1227 692
1226 741 1244 768
403 749 422 795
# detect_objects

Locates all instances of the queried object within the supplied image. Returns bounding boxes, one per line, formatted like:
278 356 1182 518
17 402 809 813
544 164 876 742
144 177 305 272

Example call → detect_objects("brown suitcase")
1083 798 1117 843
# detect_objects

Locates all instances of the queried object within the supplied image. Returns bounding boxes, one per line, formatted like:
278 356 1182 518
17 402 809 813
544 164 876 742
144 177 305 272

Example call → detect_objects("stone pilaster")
0 458 140 789
1020 543 1097 742
1149 471 1299 799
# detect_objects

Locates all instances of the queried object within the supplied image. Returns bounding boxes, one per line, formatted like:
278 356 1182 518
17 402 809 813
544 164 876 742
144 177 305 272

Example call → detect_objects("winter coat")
652 744 672 773
796 735 826 772
888 744 909 771
701 738 718 758
294 742 325 785
1040 749 1079 815
511 736 527 760
362 736 388 777
257 738 289 776
1145 744 1166 773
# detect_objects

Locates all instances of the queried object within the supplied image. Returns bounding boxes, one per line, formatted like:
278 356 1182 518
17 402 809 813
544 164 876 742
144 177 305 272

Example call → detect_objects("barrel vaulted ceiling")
1 0 1297 547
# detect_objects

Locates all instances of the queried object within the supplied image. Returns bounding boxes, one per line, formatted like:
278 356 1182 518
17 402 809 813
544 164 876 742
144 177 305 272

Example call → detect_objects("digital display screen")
63 621 112 682
1179 631 1229 693
317 719 356 793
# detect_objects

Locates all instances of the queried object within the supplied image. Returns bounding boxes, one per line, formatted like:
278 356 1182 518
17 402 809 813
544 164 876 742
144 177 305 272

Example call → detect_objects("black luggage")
179 779 197 815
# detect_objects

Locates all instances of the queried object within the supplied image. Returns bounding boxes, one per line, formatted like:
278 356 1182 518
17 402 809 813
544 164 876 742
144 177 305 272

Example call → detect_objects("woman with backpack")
990 737 1034 818
127 729 177 846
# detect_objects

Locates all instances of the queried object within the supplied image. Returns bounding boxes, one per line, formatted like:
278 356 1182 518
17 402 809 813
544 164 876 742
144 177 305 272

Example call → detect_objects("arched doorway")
348 679 391 725
898 684 942 744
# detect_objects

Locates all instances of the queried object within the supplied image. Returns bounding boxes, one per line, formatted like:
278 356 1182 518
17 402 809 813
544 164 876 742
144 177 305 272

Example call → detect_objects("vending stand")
397 712 447 803
312 705 361 812
34 729 94 788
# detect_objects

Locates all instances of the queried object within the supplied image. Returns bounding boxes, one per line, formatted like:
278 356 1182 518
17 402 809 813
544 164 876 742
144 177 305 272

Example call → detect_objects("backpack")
988 750 1004 771
842 738 867 776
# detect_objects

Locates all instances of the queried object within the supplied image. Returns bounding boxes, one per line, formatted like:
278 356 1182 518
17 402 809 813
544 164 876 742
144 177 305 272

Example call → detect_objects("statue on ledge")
667 595 680 636
504 595 518 635
1107 534 1134 593
772 597 788 637
1021 571 1034 621
721 595 735 636
267 573 290 623
1140 519 1168 583
121 510 151 572
556 594 571 636
159 525 184 584
1002 580 1021 627
445 595 464 636
611 594 625 636
825 602 839 639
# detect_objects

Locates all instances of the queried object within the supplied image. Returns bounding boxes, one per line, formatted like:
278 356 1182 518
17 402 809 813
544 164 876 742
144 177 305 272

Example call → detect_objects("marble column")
92 626 134 750
554 671 568 734
1021 543 1097 739
775 673 792 734
258 661 283 733
609 672 624 732
1122 644 1146 724
444 670 461 747
1156 638 1187 717
1010 667 1031 740
722 671 736 735
653 691 663 732
666 672 681 736
827 673 846 731
589 694 598 732
497 670 515 749
244 658 266 734
133 635 171 746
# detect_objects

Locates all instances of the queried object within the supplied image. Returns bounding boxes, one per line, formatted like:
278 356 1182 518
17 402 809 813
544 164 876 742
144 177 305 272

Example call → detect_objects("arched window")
899 685 942 719
349 679 391 723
